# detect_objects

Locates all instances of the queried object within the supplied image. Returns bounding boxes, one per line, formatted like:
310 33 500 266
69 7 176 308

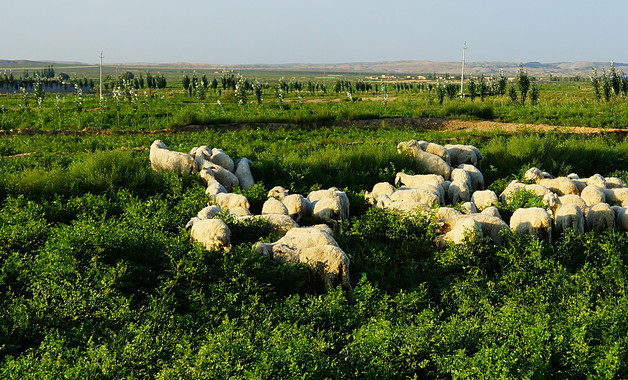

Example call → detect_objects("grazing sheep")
235 214 299 236
276 226 339 248
611 206 628 231
481 206 502 220
444 144 483 168
209 148 235 173
436 217 483 248
543 193 584 235
524 167 579 196
601 188 628 206
434 207 462 220
605 177 627 189
376 194 431 215
185 217 231 252
581 185 606 207
450 168 472 189
509 207 553 243
307 188 350 221
410 182 446 205
254 243 353 299
416 140 451 164
197 205 222 220
200 167 228 196
207 163 239 192
448 180 471 205
558 194 588 211
390 187 440 208
268 186 310 222
438 214 509 246
234 158 255 191
398 144 451 180
458 164 485 191
149 140 196 176
262 197 290 216
190 145 213 172
471 190 499 211
209 193 250 211
364 182 396 205
585 203 615 232
228 206 252 217
499 180 551 203
309 197 343 230
459 201 478 215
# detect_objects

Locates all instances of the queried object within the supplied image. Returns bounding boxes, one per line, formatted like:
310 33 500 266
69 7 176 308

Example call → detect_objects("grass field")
2 68 628 378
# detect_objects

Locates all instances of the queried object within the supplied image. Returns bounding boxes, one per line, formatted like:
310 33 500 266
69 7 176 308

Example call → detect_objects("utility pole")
460 42 467 97
99 52 104 104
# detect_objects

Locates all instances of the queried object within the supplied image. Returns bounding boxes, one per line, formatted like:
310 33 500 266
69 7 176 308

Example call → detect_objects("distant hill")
0 58 625 77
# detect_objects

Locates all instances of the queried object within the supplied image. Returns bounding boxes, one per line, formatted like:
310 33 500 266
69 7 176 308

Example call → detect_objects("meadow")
2 68 628 378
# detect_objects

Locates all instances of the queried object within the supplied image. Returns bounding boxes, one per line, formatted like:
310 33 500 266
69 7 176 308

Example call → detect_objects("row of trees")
590 62 628 102
105 72 167 91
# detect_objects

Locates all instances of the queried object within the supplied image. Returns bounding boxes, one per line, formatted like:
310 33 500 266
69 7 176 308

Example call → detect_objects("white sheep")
447 180 471 205
397 144 451 180
149 140 196 176
190 145 213 172
611 206 628 231
234 158 255 191
199 167 228 196
307 188 350 221
254 243 353 299
364 182 395 205
394 172 447 194
235 214 299 236
268 186 310 222
605 177 627 189
458 164 485 191
459 201 478 215
209 148 235 173
376 194 431 215
185 217 231 252
543 193 584 235
434 207 462 220
581 185 606 207
499 180 551 203
558 194 588 211
309 197 343 230
509 207 553 243
450 168 472 188
585 203 615 232
524 167 579 196
206 163 239 192
390 187 439 208
209 193 250 211
262 197 290 216
436 217 483 248
415 140 451 164
601 188 628 206
480 206 502 219
228 206 252 217
444 144 483 168
197 205 222 220
471 190 498 211
438 213 509 246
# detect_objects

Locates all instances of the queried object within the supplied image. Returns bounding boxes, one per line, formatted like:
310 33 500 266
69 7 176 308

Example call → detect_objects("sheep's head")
524 167 542 182
542 192 558 209
394 172 405 186
185 217 200 229
376 193 392 208
151 139 167 150
268 186 289 199
396 140 417 154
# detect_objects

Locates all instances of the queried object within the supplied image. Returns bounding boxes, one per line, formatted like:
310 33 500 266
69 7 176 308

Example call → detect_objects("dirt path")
0 117 626 137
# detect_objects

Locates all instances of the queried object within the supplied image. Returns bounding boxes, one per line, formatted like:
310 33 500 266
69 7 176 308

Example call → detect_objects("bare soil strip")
0 117 625 138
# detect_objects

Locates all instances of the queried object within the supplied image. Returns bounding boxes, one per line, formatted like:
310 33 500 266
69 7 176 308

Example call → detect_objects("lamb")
436 217 483 248
444 144 483 168
415 140 451 164
364 182 395 205
458 164 485 191
558 194 588 211
185 217 231 252
262 197 290 216
397 144 451 180
438 213 509 246
394 172 447 194
149 140 196 176
309 197 343 230
209 148 235 173
197 205 222 220
271 225 339 249
447 180 471 205
390 187 440 208
605 177 627 189
585 203 615 232
524 167 579 196
307 188 350 221
480 206 502 219
199 167 228 196
611 206 628 231
234 158 255 191
254 242 353 299
509 207 553 243
268 186 310 222
600 188 628 206
209 193 250 211
580 185 606 207
206 163 239 192
189 145 213 172
459 201 478 215
543 193 584 235
450 168 472 189
471 190 499 211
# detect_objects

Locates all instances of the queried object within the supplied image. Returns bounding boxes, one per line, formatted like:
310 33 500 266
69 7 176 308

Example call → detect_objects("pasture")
2 68 628 378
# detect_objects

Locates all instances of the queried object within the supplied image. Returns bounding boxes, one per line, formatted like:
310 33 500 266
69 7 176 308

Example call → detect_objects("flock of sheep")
149 137 628 297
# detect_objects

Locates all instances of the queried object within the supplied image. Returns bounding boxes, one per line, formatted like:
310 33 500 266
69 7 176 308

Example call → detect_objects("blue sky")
4 0 627 64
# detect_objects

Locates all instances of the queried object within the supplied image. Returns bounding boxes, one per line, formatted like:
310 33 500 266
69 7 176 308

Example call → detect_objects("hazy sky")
4 0 627 64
